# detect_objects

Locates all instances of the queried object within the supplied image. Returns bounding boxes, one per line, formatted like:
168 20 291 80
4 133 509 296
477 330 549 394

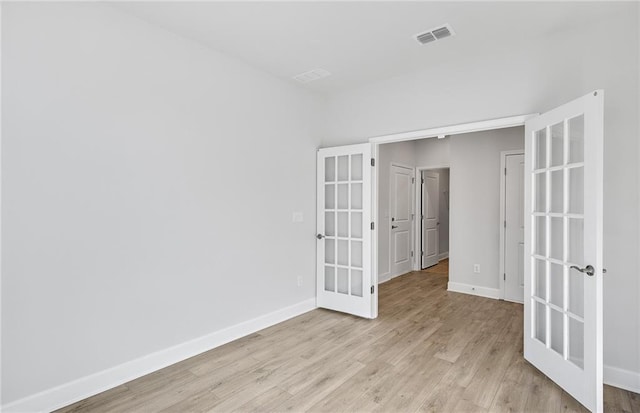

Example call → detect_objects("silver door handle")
570 265 595 276
391 225 398 229
316 234 325 240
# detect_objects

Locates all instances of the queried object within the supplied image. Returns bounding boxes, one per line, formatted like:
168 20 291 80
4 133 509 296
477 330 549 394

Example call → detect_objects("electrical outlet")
292 212 304 223
473 264 481 274
297 276 303 287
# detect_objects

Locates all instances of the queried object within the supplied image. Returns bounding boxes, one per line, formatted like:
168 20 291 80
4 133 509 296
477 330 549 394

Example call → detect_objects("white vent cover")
415 24 455 45
293 68 331 84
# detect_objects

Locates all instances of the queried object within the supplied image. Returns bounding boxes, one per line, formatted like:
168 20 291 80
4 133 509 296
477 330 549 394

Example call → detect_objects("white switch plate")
297 276 303 287
473 264 480 274
292 212 304 223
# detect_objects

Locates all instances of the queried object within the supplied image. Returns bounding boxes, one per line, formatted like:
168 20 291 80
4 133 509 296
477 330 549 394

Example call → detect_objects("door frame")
499 149 525 301
369 114 537 308
414 164 450 271
388 162 416 279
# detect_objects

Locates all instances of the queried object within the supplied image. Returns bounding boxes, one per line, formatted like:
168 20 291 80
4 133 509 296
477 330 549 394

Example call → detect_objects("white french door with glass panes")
524 91 604 412
316 143 373 319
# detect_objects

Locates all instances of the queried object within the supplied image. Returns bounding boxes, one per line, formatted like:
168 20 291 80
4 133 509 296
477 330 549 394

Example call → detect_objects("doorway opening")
376 126 524 302
419 167 450 270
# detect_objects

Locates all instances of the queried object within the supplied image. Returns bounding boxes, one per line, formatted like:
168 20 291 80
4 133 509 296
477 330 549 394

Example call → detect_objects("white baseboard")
2 298 317 413
447 281 501 300
604 364 640 394
378 272 391 284
438 252 449 261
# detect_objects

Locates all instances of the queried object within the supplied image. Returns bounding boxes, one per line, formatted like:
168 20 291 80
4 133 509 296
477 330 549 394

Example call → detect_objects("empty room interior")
2 2 640 412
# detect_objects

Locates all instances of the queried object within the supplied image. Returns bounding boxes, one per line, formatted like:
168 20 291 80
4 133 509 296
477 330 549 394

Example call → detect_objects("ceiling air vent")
415 24 456 45
416 32 436 45
293 68 331 84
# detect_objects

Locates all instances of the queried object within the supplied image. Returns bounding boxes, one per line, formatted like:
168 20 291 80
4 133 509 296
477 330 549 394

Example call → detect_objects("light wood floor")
58 260 639 412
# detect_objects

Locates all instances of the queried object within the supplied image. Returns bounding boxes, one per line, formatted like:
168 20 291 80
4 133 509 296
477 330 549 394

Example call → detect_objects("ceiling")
113 1 624 95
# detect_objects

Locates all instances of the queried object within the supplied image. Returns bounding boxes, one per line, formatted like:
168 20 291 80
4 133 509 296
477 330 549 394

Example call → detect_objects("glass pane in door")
568 115 584 164
569 317 585 368
529 122 581 363
550 122 564 167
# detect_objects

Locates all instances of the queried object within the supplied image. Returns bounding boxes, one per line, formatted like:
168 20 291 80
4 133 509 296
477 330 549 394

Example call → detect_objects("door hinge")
504 273 506 281
421 214 424 220
504 220 506 228
371 158 375 167
421 251 424 256
504 167 507 175
411 251 414 257
371 222 375 230
412 177 415 184
371 285 375 294
422 178 425 184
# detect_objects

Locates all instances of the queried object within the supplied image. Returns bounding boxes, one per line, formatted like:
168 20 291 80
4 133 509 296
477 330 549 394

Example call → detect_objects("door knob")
316 234 325 240
391 225 398 229
570 265 595 276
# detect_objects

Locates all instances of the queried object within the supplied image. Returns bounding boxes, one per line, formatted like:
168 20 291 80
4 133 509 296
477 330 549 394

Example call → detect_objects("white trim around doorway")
369 113 537 303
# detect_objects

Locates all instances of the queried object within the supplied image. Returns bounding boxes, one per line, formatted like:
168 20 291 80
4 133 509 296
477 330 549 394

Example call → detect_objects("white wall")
449 128 523 290
324 3 639 387
1 2 321 406
415 137 451 169
377 140 416 281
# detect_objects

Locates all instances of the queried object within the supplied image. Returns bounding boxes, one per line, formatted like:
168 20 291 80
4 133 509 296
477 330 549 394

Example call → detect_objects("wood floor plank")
372 355 451 412
522 365 563 412
307 360 393 412
604 385 635 413
56 260 639 413
562 390 590 412
158 386 220 413
489 357 534 412
269 360 365 412
231 386 293 413
418 382 467 413
629 390 640 413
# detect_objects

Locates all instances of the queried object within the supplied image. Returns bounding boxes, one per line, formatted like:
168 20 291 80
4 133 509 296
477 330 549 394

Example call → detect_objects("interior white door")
524 91 604 412
421 171 439 268
390 165 414 277
317 143 373 318
504 154 525 302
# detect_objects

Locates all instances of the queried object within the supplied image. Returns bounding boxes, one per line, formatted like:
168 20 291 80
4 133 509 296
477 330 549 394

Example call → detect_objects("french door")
316 143 374 318
524 91 604 412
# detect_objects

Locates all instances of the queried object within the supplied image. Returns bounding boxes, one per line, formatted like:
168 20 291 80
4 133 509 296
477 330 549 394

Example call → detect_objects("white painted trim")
447 281 501 300
1 298 317 413
499 150 525 301
369 114 537 144
0 3 4 410
415 163 451 171
371 143 379 318
603 364 640 394
377 272 391 284
438 252 449 261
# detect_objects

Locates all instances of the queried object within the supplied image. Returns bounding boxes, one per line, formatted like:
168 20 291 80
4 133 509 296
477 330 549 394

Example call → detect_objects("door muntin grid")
323 153 365 298
531 114 585 369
